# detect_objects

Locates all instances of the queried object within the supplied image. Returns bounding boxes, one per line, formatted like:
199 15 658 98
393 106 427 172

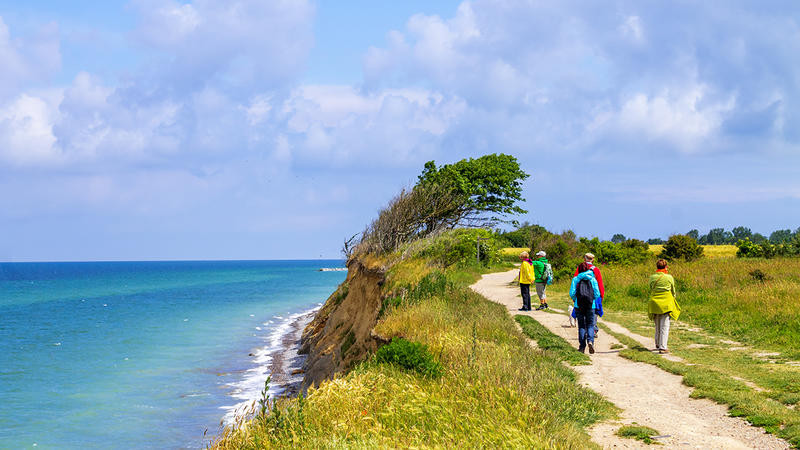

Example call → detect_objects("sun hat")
535 250 546 257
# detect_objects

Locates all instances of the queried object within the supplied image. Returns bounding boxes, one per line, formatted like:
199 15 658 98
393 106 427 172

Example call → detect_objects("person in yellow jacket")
648 259 681 354
518 251 535 311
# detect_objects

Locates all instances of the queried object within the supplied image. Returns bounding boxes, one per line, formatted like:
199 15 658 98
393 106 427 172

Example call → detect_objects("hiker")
570 262 601 354
574 253 604 335
532 251 550 310
649 259 681 354
574 253 605 300
518 251 534 311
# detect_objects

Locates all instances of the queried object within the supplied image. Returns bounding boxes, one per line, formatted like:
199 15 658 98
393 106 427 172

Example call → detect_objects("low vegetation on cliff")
213 231 616 448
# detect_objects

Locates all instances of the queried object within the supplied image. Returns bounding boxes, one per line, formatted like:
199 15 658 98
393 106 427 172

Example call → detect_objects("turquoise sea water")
0 260 346 449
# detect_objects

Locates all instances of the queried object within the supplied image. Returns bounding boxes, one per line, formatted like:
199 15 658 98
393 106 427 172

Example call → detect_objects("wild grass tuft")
616 424 661 444
515 315 591 366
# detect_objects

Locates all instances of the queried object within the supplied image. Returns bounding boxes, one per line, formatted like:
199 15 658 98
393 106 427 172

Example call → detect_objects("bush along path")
471 269 791 449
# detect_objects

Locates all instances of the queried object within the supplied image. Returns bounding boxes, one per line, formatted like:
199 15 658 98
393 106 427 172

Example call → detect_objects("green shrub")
736 239 764 258
737 237 800 258
375 338 443 378
419 228 503 267
749 269 771 283
580 237 652 265
659 234 704 261
499 223 548 248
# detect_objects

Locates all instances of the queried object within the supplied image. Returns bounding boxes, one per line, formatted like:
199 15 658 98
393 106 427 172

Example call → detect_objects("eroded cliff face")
299 258 387 392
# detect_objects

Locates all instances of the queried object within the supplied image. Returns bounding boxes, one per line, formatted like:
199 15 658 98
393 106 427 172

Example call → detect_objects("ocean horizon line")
0 257 347 264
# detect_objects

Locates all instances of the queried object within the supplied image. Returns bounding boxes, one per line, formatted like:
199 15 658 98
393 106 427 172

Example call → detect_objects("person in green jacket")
532 251 549 310
648 259 681 354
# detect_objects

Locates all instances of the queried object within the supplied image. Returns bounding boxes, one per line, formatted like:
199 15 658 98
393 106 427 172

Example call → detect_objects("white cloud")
618 15 644 44
0 17 61 99
359 0 800 158
279 85 467 166
0 93 61 166
589 85 736 152
131 0 314 89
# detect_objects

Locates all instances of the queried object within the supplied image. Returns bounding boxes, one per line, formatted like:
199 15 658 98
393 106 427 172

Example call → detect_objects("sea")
0 260 346 449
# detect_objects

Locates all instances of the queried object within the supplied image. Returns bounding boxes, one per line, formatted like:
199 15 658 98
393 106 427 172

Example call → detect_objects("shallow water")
0 260 345 449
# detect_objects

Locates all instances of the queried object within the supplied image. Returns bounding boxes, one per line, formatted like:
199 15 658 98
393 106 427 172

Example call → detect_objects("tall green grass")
599 257 800 359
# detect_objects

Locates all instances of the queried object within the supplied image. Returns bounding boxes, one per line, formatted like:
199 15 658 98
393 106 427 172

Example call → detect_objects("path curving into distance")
471 269 790 450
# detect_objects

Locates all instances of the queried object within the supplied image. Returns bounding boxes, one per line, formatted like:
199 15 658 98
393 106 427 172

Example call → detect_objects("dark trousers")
575 307 596 350
520 283 531 310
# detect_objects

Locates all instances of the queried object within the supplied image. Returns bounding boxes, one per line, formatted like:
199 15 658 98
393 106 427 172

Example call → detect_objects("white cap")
535 250 546 257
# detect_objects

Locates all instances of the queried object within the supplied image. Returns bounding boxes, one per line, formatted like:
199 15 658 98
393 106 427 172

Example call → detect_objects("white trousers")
653 313 671 350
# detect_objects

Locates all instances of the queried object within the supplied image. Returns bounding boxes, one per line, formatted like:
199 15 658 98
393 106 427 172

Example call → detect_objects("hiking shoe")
588 342 595 354
543 303 549 309
579 347 586 353
518 307 529 311
536 304 546 311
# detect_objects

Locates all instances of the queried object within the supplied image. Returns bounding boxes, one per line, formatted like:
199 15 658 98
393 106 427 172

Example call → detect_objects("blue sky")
1 0 799 261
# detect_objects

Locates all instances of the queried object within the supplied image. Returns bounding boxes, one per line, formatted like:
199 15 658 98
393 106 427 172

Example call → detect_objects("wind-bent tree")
355 153 529 255
415 153 529 232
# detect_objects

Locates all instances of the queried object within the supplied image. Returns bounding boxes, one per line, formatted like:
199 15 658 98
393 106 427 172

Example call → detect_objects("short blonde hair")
584 253 595 261
519 251 529 258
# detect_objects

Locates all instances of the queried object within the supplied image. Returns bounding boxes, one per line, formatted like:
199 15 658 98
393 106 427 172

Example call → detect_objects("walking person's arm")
670 276 676 299
593 266 605 298
569 277 579 302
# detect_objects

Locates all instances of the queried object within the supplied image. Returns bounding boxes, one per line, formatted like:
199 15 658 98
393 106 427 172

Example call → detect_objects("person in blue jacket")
572 290 603 336
569 262 601 354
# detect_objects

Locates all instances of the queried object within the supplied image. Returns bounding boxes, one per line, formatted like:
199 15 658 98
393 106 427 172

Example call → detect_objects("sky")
1 1 799 261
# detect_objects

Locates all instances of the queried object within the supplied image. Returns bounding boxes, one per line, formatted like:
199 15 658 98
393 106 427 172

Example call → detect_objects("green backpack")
543 263 554 285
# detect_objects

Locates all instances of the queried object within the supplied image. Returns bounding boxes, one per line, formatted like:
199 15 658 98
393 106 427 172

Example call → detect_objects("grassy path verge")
472 269 792 449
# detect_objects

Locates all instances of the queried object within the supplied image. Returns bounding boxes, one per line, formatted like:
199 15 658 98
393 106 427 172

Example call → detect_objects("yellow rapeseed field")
648 244 737 258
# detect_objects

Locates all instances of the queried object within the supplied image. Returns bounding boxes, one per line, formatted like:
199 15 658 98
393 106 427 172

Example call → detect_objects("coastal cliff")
298 258 387 391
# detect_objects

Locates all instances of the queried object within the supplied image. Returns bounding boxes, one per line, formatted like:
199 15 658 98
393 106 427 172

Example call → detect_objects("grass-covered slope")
600 257 800 357
212 231 616 448
544 256 800 447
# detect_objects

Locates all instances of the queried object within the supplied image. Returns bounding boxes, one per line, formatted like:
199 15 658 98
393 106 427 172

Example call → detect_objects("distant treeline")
644 227 800 246
499 223 800 265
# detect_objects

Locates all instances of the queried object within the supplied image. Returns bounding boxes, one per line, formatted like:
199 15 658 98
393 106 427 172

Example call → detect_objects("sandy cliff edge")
298 258 388 392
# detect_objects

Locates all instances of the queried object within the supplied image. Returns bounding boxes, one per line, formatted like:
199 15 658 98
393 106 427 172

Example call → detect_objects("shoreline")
265 309 316 397
221 305 320 424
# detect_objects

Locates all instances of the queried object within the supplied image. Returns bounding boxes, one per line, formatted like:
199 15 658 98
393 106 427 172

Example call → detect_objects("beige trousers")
653 313 671 350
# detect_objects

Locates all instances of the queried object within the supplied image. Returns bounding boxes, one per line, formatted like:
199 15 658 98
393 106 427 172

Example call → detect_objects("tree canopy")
416 153 529 231
355 153 529 255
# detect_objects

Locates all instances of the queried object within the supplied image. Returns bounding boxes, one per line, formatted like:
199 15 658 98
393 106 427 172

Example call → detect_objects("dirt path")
471 269 790 449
